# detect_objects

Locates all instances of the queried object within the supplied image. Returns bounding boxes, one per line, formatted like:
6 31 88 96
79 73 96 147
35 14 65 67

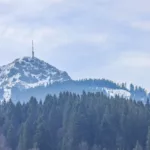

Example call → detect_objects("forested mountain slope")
0 92 150 150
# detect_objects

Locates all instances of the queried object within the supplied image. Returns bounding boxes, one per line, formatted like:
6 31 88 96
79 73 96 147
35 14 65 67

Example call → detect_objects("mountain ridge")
0 57 149 102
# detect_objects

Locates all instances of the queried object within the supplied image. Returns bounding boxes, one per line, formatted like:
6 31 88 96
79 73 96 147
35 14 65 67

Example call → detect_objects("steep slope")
0 57 71 101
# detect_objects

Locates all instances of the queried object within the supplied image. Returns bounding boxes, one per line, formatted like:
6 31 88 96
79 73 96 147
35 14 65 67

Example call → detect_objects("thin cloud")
131 21 150 31
114 51 150 68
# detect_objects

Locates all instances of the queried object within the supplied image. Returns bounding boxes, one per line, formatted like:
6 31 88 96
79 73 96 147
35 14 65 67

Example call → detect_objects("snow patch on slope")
3 88 11 102
88 86 131 99
104 88 131 99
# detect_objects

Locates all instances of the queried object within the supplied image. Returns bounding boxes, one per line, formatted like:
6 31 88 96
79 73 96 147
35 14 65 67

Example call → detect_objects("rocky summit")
0 57 71 101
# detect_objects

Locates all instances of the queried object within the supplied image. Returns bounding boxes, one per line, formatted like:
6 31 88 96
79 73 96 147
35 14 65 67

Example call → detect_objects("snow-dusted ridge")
0 57 149 102
104 88 131 99
0 57 71 101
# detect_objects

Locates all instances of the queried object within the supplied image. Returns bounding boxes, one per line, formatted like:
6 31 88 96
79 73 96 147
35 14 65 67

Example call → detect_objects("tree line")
0 92 150 150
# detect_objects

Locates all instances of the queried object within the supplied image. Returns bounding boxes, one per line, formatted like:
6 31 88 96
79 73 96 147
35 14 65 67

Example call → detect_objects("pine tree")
133 141 143 150
0 134 11 150
146 126 150 150
79 141 89 150
91 144 101 150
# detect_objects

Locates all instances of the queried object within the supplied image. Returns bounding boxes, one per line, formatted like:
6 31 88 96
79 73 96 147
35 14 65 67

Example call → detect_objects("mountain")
0 57 71 101
0 56 149 102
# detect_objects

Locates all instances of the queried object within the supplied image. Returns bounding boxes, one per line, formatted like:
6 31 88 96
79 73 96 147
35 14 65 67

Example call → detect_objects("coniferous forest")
0 92 150 150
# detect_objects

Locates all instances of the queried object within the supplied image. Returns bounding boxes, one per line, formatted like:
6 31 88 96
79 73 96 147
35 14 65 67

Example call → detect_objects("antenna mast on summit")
32 40 35 58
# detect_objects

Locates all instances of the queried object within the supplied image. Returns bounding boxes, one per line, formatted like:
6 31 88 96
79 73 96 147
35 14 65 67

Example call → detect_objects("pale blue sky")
0 0 150 90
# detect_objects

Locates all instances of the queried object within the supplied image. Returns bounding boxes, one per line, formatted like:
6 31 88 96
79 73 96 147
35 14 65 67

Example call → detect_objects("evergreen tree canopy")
0 92 149 150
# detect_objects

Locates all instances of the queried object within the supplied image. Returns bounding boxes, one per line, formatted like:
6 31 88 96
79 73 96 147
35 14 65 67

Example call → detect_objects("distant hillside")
0 57 149 102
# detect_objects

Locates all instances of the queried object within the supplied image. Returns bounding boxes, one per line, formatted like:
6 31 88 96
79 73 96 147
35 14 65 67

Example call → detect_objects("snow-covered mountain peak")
0 57 71 101
0 57 149 103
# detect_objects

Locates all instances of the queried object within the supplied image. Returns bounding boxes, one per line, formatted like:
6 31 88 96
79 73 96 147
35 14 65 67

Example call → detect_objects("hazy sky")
0 0 150 90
